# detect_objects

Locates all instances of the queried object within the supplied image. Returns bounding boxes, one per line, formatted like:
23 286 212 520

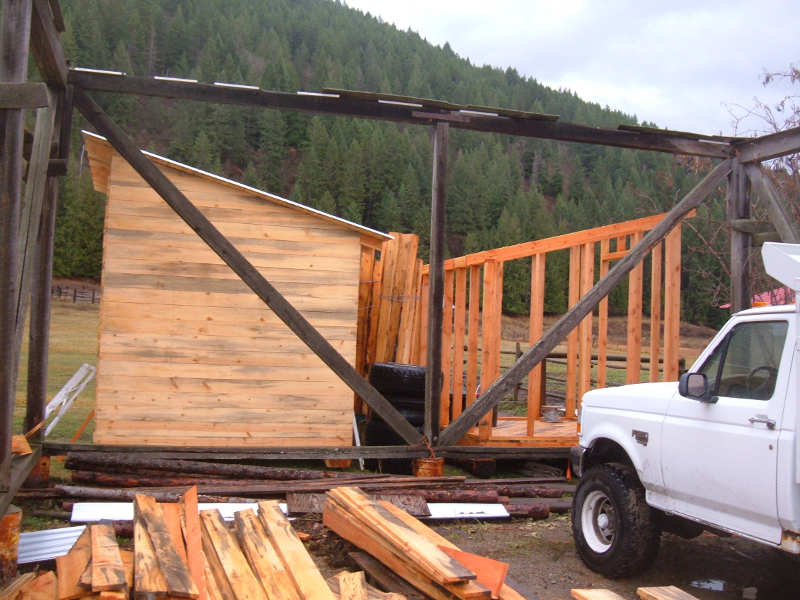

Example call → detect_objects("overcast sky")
343 0 798 138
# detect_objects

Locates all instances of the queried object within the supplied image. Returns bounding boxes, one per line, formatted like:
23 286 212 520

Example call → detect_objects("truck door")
661 316 791 544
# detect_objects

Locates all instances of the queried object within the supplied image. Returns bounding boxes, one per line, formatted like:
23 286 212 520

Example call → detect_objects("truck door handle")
748 414 776 429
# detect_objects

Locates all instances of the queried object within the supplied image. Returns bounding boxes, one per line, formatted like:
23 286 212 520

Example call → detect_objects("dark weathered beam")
69 71 732 158
56 85 73 161
25 177 58 438
30 0 67 87
0 0 33 489
0 446 41 517
43 441 570 460
727 161 750 312
0 82 48 108
72 87 424 447
425 123 448 442
437 159 733 447
735 126 800 163
744 164 800 244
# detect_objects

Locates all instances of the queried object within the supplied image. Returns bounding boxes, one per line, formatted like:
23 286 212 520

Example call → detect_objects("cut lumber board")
180 487 207 600
134 507 168 598
56 528 92 600
199 510 266 600
161 503 188 564
571 590 627 600
233 509 300 600
79 560 92 589
201 548 226 600
437 547 507 599
91 523 127 591
1 574 36 600
18 571 57 600
327 488 474 585
327 573 405 600
334 572 368 600
637 587 699 600
11 435 32 456
134 494 198 598
256 501 336 600
346 553 423 600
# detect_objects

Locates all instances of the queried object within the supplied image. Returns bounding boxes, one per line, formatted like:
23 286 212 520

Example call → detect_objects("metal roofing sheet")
17 525 86 564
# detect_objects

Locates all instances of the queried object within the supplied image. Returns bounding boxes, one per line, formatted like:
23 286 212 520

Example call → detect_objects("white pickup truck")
571 242 800 577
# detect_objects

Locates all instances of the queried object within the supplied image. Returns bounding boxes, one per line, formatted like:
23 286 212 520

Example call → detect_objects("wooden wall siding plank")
451 268 467 421
626 232 644 384
396 252 422 364
649 243 663 382
439 269 455 427
95 374 350 395
597 240 610 389
465 266 481 413
374 234 400 363
181 487 207 600
406 259 424 365
479 261 502 441
387 234 419 363
355 247 376 414
364 248 384 371
663 225 682 381
527 253 546 435
416 275 430 365
565 247 581 419
578 243 594 404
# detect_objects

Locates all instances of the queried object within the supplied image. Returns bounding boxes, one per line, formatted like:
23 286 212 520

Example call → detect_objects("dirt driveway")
430 515 799 600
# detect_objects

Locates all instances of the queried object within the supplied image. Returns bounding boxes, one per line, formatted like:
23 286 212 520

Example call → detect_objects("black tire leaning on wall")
368 362 426 398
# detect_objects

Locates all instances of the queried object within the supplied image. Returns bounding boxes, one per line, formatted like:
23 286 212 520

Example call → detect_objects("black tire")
368 362 426 397
383 395 426 412
571 463 660 577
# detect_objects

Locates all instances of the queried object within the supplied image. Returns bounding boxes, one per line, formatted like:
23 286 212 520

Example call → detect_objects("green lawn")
14 301 99 442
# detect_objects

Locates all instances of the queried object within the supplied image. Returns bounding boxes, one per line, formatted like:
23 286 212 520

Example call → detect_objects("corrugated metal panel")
17 525 85 564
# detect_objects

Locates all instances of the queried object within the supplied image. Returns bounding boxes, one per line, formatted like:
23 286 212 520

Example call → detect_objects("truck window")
698 320 788 401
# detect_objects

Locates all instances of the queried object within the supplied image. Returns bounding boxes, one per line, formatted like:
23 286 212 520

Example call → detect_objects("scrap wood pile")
4 487 403 600
34 452 572 520
322 487 524 600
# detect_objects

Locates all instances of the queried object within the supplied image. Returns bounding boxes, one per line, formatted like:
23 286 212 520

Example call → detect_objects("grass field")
14 300 99 442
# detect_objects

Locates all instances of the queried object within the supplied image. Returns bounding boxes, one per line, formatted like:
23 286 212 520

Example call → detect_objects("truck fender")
581 424 651 483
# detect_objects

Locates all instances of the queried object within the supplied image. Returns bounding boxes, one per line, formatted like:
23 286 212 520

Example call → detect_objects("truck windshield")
698 320 788 401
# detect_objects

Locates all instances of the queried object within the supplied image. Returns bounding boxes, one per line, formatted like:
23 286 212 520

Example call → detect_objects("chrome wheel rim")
581 489 616 553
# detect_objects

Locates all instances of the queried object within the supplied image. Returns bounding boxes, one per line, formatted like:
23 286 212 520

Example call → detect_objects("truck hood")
581 381 678 415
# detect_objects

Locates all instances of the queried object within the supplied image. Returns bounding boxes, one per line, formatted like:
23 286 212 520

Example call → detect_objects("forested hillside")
54 0 730 326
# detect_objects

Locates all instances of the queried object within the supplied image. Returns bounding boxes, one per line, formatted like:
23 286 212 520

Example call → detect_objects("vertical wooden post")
466 265 481 412
365 247 384 370
663 225 682 380
727 161 750 313
25 177 59 437
416 274 430 365
0 0 33 486
425 122 448 443
396 246 421 364
451 268 467 420
374 234 399 362
439 269 454 427
408 262 424 365
527 253 546 435
578 242 594 401
625 232 644 384
565 246 581 420
480 260 501 441
597 239 610 388
648 242 663 382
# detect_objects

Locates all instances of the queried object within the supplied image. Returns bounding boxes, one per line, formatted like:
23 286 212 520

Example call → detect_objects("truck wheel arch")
583 438 635 474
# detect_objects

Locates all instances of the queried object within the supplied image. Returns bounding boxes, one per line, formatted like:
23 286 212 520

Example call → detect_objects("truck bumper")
570 445 586 479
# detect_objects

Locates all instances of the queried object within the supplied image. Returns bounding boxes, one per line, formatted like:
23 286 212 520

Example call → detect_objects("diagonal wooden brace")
744 164 800 244
72 87 425 447
437 159 733 447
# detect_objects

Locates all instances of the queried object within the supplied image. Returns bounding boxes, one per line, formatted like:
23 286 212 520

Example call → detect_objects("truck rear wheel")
571 463 660 577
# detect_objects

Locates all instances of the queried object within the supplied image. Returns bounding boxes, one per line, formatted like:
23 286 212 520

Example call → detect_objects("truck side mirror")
678 372 715 403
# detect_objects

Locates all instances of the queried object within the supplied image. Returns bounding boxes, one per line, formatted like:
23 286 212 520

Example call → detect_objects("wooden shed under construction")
83 131 390 447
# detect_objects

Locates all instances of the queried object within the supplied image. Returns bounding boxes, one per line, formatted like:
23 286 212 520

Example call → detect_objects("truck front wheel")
571 463 660 577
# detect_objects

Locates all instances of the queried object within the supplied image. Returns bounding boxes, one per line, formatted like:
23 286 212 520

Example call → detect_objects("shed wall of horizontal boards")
94 154 361 447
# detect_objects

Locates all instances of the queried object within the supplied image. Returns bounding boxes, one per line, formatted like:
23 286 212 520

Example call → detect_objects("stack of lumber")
571 586 699 599
42 486 381 600
323 487 527 600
